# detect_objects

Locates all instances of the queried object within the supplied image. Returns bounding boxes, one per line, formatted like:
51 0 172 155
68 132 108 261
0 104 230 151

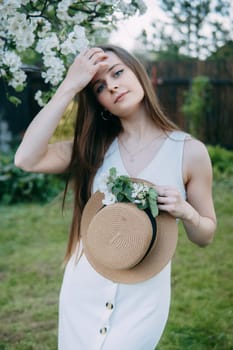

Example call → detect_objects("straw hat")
80 181 178 284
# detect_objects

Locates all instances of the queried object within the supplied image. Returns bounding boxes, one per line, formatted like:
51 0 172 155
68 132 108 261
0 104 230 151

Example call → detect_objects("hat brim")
80 188 178 284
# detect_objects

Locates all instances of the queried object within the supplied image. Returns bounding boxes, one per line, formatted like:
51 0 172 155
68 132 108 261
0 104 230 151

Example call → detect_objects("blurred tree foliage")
0 152 64 204
136 0 233 60
181 75 212 139
208 40 233 60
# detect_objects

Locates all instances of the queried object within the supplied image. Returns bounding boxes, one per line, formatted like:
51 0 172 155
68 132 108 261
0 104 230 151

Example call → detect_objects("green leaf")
116 193 124 202
112 182 123 195
124 186 134 201
137 202 148 210
7 95 22 106
150 202 159 217
109 167 117 178
148 187 158 199
15 84 25 92
148 196 159 217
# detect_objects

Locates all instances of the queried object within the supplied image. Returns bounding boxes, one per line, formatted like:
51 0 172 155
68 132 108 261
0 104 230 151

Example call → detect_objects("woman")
15 45 216 349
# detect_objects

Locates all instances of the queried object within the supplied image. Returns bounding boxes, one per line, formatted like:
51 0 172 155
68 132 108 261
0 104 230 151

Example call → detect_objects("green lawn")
0 180 232 350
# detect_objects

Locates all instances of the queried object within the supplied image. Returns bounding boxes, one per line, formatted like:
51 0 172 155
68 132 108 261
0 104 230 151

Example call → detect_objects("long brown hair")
64 45 178 262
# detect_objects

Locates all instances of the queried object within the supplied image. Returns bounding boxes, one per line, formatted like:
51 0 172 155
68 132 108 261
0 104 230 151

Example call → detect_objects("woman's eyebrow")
92 63 123 88
108 63 122 72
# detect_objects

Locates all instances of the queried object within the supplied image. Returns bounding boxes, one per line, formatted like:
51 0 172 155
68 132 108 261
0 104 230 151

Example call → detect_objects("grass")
0 199 71 350
0 179 233 350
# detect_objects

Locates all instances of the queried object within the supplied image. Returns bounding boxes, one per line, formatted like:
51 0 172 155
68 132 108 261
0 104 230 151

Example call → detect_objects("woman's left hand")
156 185 191 220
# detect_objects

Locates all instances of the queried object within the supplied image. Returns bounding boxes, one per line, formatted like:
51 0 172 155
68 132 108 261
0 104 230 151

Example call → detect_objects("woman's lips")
114 91 128 103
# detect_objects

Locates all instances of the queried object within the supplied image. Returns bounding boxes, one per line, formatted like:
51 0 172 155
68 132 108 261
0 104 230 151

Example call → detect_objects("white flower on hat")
98 172 109 193
102 192 117 206
98 167 159 217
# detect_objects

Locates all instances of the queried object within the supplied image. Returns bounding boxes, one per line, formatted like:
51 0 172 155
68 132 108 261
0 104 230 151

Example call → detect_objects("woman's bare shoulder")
183 135 210 158
183 136 212 180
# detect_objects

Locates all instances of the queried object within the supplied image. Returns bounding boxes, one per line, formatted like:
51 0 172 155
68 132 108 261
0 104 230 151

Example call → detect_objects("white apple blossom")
17 30 35 51
72 12 88 25
0 0 146 104
118 2 137 16
37 21 52 38
34 90 45 107
2 51 22 72
60 25 89 55
135 0 147 14
0 1 21 15
1 50 26 89
9 69 27 89
36 34 60 54
6 12 37 51
0 69 7 77
57 0 75 23
41 55 65 85
0 39 5 51
101 0 114 4
7 13 28 35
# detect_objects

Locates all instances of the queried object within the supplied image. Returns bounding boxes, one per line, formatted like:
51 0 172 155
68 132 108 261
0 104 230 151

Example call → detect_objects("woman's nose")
107 79 118 92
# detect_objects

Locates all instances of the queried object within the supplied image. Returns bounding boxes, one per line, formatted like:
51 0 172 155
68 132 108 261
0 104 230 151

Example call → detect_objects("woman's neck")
118 107 162 142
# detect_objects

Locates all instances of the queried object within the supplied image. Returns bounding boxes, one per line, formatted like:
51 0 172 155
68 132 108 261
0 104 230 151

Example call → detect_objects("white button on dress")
58 131 187 350
100 327 108 335
105 302 114 310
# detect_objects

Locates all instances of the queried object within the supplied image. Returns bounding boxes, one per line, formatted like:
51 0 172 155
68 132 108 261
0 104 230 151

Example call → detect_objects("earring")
101 110 111 121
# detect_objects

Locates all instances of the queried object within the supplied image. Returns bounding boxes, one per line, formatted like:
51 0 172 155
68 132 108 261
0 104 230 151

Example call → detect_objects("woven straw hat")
80 180 178 284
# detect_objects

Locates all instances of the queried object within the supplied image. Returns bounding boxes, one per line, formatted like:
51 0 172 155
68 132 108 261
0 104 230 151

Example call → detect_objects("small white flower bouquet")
98 167 158 217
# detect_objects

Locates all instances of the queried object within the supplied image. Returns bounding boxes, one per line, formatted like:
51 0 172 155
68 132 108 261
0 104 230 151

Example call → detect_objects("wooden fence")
146 60 233 148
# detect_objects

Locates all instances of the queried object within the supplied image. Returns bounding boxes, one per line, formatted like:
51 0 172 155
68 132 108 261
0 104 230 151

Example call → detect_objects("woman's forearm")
14 83 76 170
182 205 216 247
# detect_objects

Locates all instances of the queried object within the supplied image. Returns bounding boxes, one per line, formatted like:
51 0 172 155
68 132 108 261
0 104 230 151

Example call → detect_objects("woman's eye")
114 69 124 77
96 83 105 94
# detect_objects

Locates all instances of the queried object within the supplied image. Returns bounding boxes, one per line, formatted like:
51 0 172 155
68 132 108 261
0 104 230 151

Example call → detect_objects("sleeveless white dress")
59 131 187 350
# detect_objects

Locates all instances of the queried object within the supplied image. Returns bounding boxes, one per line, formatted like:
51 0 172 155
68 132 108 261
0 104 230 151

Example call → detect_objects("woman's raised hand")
14 47 109 173
61 47 109 95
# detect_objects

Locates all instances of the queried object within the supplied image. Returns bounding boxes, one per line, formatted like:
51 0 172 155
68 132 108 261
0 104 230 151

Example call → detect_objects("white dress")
59 131 187 350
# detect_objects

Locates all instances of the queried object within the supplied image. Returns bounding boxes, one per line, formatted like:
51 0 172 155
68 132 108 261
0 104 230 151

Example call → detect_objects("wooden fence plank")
146 60 233 148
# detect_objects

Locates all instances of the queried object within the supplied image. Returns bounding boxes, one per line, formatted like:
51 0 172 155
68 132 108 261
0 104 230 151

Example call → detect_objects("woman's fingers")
155 185 187 218
63 48 109 92
76 48 108 67
157 195 176 204
156 187 178 201
82 47 108 65
79 48 109 74
84 47 105 59
90 52 109 66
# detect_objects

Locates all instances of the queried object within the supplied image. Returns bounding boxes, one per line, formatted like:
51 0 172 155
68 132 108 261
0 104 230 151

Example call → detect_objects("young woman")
15 45 216 350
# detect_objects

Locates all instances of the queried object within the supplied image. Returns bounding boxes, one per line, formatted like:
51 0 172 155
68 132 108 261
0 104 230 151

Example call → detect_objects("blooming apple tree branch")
0 0 146 105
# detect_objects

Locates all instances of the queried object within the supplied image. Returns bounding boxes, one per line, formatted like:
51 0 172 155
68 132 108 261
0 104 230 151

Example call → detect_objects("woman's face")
91 52 144 117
